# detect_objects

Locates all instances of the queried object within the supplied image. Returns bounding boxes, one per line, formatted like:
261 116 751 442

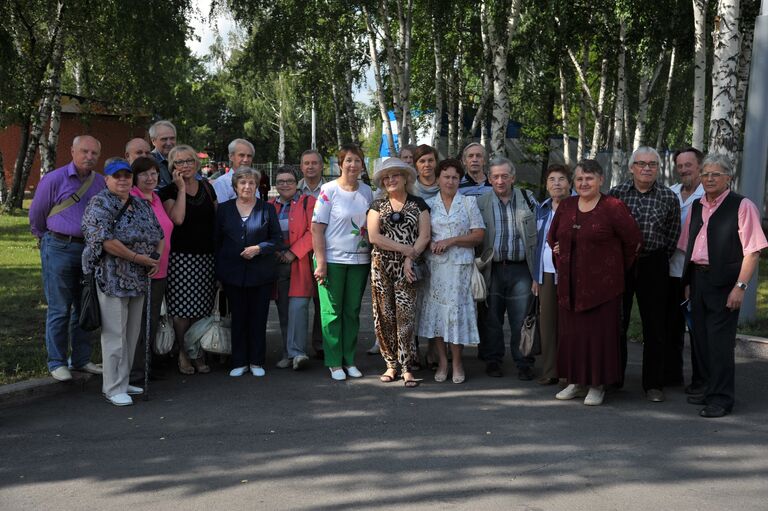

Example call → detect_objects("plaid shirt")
609 179 681 256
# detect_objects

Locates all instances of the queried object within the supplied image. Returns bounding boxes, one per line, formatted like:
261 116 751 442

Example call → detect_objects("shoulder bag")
153 298 175 355
186 288 232 355
519 295 541 357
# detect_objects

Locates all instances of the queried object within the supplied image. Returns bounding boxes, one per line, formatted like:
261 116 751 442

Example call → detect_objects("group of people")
29 120 766 418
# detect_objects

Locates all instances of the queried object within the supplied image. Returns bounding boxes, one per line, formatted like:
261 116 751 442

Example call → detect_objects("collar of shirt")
299 177 325 193
702 187 731 209
278 192 301 205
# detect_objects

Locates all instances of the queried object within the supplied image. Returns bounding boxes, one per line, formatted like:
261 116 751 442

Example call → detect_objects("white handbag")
153 298 175 355
470 263 487 302
187 289 232 355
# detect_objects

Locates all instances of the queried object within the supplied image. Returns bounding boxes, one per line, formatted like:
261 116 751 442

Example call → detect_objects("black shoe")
517 367 534 381
485 362 503 378
687 395 707 405
685 384 706 395
699 404 729 418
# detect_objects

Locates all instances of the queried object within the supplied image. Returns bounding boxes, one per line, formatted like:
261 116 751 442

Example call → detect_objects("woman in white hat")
367 158 431 387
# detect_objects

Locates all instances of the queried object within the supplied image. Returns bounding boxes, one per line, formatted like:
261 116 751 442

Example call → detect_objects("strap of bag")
521 188 535 212
113 196 132 226
47 172 96 218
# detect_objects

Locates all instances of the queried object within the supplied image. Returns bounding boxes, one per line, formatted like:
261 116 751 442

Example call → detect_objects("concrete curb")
0 372 94 408
736 334 768 360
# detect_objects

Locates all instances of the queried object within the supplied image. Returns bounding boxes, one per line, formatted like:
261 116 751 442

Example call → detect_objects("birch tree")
632 50 666 151
363 6 397 156
708 0 741 161
610 20 628 186
691 0 708 150
656 46 677 154
559 64 571 166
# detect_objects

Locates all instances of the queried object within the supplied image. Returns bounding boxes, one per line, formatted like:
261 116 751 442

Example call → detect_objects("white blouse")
426 192 485 265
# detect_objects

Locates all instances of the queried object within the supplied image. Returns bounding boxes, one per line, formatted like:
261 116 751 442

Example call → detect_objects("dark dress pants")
690 267 738 411
224 283 271 368
620 251 668 391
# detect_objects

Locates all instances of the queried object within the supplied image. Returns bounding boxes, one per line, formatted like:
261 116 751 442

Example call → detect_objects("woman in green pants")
311 144 373 381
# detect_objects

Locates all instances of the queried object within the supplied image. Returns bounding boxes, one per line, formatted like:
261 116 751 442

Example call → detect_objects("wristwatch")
735 281 748 290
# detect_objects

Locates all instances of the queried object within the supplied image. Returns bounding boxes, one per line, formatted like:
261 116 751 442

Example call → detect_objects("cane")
143 274 152 401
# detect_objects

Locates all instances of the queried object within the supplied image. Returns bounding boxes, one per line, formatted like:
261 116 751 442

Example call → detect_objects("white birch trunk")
559 65 571 166
633 51 666 152
397 0 414 146
331 83 344 150
489 0 523 157
692 0 708 150
708 0 741 161
379 1 403 143
610 21 627 187
447 66 456 157
363 7 396 156
432 12 444 150
731 15 753 146
471 1 492 146
343 66 359 144
591 58 609 154
656 46 677 156
40 88 62 176
277 95 285 165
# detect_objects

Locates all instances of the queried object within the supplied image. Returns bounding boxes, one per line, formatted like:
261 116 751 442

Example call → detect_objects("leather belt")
50 232 85 244
493 260 525 266
693 264 710 272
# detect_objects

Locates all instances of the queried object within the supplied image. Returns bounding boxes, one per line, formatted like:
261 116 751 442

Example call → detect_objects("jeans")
275 262 310 359
40 232 93 371
479 262 533 368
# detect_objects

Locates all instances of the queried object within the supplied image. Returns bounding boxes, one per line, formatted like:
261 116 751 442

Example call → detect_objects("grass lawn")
0 210 766 385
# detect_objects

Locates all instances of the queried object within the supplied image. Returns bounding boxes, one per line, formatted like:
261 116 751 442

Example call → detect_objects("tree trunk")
708 0 741 162
692 0 708 150
0 149 6 205
396 0 414 146
488 0 523 157
591 57 609 154
731 12 753 149
633 50 666 152
331 83 344 150
456 35 466 149
656 46 677 156
610 21 627 187
559 64 571 166
447 65 456 157
363 7 396 156
343 65 359 144
470 1 492 145
40 85 63 176
277 97 285 165
379 1 403 144
432 10 445 150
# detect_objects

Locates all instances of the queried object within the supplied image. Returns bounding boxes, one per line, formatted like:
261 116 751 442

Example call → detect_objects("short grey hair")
628 146 661 167
72 135 101 150
702 153 734 175
301 149 322 161
228 138 255 156
462 142 487 160
488 156 516 176
231 166 262 191
149 120 177 139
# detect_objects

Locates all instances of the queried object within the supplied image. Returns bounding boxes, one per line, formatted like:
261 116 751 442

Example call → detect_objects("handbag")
153 298 175 355
411 256 430 283
79 272 101 332
186 288 232 355
470 263 487 301
519 295 541 357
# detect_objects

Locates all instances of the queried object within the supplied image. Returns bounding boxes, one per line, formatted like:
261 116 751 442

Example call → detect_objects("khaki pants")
97 287 144 397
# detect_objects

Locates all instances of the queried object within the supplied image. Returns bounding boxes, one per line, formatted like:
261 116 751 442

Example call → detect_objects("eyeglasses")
276 179 296 185
633 161 659 169
381 174 402 181
175 159 195 167
701 172 728 179
138 171 158 179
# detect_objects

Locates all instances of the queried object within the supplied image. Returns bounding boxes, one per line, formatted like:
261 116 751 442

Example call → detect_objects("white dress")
417 193 485 345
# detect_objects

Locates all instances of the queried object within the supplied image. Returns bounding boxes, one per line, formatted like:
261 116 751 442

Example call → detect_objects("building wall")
1 113 149 193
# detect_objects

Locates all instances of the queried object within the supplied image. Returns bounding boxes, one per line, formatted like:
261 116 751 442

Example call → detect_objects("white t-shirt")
312 180 373 264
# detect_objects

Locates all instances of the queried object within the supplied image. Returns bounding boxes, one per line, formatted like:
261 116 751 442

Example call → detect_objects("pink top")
677 189 768 264
131 186 174 279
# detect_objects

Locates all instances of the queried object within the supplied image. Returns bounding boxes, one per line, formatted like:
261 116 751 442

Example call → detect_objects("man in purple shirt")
29 135 106 382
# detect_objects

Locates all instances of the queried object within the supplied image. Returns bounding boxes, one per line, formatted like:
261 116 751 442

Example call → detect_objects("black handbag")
519 295 541 357
79 272 101 332
78 197 133 332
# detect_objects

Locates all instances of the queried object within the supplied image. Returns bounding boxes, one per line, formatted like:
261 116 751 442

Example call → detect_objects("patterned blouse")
82 190 163 298
370 194 429 277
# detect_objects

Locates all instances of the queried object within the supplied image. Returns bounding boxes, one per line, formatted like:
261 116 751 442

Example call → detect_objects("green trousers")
317 262 370 367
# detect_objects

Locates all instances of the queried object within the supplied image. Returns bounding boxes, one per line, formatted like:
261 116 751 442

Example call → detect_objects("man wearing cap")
149 120 177 188
679 154 767 418
29 135 106 381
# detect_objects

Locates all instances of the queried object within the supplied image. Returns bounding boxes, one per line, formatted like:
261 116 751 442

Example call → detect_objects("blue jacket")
533 198 555 285
214 199 283 287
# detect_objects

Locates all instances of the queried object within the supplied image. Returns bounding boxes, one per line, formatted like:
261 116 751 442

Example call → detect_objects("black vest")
683 191 744 286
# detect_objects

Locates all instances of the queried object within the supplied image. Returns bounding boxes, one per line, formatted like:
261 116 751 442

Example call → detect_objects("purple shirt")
29 161 106 239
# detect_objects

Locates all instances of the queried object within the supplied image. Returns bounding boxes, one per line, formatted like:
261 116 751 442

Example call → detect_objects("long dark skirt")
557 296 622 386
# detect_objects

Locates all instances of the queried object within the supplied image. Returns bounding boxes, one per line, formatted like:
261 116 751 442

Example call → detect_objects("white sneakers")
344 366 363 378
292 355 309 371
556 384 605 405
250 365 266 377
74 362 103 375
127 385 143 395
556 384 588 400
106 393 133 406
230 366 248 377
275 358 292 369
329 368 346 381
51 366 72 382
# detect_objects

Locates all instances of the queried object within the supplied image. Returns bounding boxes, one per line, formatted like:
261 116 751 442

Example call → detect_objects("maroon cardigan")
548 194 641 312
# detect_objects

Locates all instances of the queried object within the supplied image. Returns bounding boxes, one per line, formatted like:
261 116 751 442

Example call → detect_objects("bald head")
71 135 101 175
125 138 152 164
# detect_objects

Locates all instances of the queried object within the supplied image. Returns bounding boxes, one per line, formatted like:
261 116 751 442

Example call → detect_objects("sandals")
192 356 210 374
178 353 194 375
402 371 420 388
380 370 398 383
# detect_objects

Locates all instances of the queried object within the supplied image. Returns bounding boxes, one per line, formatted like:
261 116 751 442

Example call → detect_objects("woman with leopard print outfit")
367 158 431 387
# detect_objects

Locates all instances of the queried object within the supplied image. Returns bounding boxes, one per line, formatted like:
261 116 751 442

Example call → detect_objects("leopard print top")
370 194 429 278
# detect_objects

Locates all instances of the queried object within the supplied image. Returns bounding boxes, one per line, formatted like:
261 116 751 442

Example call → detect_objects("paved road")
2 293 767 510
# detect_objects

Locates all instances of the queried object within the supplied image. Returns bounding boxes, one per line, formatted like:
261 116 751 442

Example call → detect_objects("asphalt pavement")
1 291 767 510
